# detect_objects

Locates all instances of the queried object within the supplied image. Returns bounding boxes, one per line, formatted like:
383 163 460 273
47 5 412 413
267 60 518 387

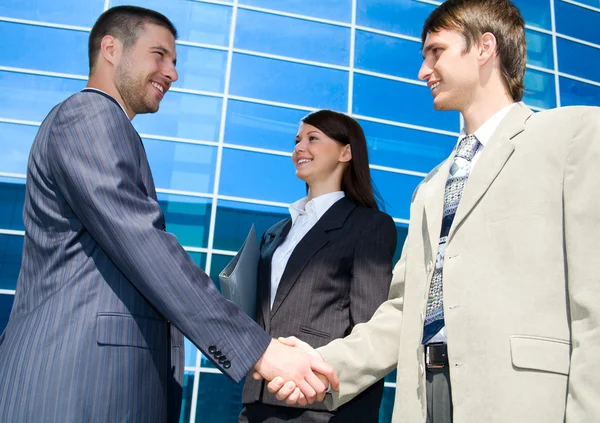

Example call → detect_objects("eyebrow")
421 42 441 59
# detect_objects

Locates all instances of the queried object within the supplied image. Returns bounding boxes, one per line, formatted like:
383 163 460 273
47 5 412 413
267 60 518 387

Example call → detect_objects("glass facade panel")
213 200 288 251
132 93 223 141
158 193 212 248
224 100 306 151
173 45 227 93
358 119 455 173
239 0 352 23
144 139 217 194
373 169 423 220
0 294 15 334
555 0 600 45
110 0 232 46
195 372 243 423
230 53 348 110
526 29 554 70
356 0 435 39
0 233 23 291
354 30 422 80
394 224 408 264
235 9 350 66
0 181 25 232
179 372 195 423
0 0 104 27
0 71 85 122
353 73 460 132
557 37 600 83
219 148 304 204
184 337 198 368
523 68 556 109
560 76 600 107
209 254 234 293
0 122 37 175
513 0 551 30
0 22 88 76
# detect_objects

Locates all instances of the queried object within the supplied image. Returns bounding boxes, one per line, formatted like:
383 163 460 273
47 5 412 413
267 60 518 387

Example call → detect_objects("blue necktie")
422 134 481 344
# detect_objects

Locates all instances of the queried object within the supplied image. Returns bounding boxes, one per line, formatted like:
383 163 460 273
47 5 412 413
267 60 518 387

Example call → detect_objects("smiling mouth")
151 81 165 96
297 159 313 165
429 82 440 91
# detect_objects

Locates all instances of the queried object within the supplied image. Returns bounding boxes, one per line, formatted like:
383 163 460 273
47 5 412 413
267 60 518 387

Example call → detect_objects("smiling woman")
240 110 397 423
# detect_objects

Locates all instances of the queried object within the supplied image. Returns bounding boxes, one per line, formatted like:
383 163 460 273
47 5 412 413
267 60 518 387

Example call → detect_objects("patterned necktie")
422 134 481 344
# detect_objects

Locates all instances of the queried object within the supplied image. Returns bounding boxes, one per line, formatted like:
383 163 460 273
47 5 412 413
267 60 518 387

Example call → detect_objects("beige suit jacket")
319 103 600 423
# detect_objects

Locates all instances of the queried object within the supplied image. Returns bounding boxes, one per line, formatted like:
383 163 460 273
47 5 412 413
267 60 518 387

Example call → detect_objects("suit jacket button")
214 350 222 358
208 345 217 354
218 356 227 364
223 360 231 369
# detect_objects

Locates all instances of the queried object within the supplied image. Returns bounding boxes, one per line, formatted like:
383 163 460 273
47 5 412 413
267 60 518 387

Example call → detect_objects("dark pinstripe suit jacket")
0 90 271 423
242 197 396 421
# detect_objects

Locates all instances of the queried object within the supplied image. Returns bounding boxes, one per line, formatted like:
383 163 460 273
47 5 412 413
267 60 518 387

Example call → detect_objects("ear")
478 32 497 65
99 35 122 66
339 144 352 163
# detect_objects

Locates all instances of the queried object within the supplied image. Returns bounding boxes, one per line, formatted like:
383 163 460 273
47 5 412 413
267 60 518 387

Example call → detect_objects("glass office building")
0 0 598 421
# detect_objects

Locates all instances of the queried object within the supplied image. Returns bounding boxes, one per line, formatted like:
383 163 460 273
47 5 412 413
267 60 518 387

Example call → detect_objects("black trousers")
426 366 453 423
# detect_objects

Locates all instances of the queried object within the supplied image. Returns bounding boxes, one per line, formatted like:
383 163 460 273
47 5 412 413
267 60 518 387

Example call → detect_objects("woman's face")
293 123 349 185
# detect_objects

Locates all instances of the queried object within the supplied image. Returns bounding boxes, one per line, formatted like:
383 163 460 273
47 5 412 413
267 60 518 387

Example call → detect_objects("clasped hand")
253 337 335 406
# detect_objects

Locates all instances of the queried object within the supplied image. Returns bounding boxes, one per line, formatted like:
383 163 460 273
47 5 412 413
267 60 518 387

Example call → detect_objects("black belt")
425 343 448 369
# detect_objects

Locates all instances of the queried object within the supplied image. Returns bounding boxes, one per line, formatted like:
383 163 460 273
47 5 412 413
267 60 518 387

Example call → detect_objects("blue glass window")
353 74 460 133
209 254 234 293
219 148 304 204
372 169 423 220
354 30 422 80
229 53 348 110
184 337 198 368
194 371 243 423
0 181 25 232
179 371 195 423
555 1 600 45
143 139 217 194
235 9 350 66
173 45 227 93
158 193 212 248
239 0 352 23
393 224 408 264
512 0 551 30
0 233 23 291
356 0 435 39
0 0 104 27
0 71 85 122
110 0 232 46
523 68 556 109
0 294 15 335
213 200 288 251
526 29 554 70
0 22 88 76
559 76 600 107
224 100 306 151
379 387 396 422
0 122 37 175
557 37 600 84
358 119 455 173
132 92 222 141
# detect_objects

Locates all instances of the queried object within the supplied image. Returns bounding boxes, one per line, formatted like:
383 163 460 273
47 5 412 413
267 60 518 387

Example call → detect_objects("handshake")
253 336 335 406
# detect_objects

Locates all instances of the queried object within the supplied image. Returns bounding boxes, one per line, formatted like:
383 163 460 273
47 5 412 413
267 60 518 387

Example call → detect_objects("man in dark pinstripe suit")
0 6 336 422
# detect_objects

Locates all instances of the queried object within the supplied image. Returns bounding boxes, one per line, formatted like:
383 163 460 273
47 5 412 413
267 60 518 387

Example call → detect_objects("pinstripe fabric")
241 197 396 422
0 90 271 423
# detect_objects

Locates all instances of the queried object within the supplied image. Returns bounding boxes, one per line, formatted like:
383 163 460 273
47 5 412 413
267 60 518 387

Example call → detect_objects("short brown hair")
421 0 526 102
88 6 178 73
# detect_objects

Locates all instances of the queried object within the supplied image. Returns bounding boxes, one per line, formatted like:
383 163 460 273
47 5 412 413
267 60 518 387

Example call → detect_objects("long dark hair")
301 109 383 210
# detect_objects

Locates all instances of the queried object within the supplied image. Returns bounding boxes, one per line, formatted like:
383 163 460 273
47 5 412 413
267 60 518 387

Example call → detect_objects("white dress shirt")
429 103 516 344
270 191 345 308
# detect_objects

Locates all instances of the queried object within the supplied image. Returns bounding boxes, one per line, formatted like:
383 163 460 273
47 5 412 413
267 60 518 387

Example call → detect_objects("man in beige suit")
265 0 600 421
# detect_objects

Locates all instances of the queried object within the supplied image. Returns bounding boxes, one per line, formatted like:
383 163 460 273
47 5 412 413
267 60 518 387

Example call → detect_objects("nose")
165 61 178 83
294 139 307 153
418 59 432 82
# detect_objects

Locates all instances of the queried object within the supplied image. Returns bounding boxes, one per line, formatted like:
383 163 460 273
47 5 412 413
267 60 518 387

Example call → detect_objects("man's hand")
254 338 339 404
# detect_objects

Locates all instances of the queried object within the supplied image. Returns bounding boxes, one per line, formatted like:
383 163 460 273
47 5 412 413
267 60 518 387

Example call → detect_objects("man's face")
115 23 178 117
418 29 480 113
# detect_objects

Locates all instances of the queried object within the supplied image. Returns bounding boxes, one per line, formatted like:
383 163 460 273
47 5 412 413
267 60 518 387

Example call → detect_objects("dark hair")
421 0 526 102
88 5 178 72
301 110 382 210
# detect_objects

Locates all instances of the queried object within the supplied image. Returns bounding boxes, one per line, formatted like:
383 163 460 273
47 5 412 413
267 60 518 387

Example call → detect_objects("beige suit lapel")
448 102 533 241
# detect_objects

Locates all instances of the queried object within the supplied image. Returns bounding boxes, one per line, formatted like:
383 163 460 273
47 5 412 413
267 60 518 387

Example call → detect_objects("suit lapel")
259 219 292 330
270 198 356 319
448 103 532 241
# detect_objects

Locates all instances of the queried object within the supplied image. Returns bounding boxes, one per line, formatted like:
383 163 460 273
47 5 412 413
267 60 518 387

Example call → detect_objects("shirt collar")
289 191 345 224
83 87 130 120
458 102 516 147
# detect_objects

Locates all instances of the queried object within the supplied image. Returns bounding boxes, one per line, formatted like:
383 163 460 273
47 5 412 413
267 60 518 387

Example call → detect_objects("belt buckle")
425 344 446 369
